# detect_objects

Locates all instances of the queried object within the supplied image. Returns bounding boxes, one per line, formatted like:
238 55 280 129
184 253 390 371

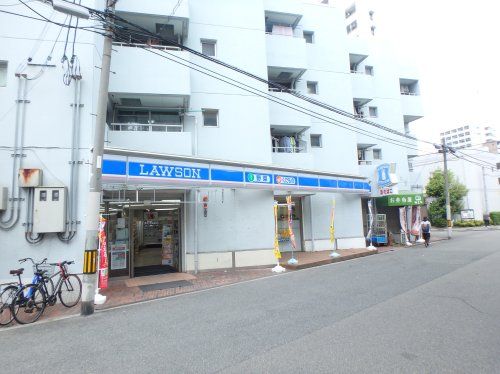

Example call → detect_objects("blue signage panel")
128 162 210 181
338 180 354 189
273 174 298 187
245 171 273 184
354 181 365 190
211 169 244 183
102 155 369 194
102 159 126 176
319 178 338 189
298 176 319 188
376 163 391 187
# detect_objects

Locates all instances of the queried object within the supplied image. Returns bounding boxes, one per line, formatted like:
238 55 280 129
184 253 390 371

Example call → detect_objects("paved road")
1 230 500 373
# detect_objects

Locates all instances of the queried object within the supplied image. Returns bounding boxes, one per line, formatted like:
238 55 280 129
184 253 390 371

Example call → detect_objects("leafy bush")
431 217 447 227
454 220 484 227
490 212 500 225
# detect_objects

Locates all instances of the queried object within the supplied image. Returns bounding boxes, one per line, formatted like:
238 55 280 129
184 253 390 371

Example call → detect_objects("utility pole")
441 138 452 239
481 166 489 218
81 0 116 316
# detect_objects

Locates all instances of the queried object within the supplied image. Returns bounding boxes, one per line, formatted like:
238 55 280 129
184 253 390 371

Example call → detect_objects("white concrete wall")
106 130 193 155
411 151 500 219
0 1 102 281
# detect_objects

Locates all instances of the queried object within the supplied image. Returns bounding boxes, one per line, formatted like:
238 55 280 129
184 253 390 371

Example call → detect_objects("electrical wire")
112 30 427 153
107 12 438 147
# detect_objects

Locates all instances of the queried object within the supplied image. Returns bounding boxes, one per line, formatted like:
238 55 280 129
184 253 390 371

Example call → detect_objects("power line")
105 11 438 147
112 31 425 153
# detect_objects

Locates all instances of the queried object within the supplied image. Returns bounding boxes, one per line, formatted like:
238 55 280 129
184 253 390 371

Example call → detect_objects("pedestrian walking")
421 217 431 247
483 213 490 227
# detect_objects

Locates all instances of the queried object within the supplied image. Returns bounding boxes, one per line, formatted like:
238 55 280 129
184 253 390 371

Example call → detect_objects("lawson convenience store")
101 149 371 277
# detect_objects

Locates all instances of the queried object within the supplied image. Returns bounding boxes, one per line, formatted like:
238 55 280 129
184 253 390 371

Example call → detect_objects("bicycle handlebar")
18 257 47 265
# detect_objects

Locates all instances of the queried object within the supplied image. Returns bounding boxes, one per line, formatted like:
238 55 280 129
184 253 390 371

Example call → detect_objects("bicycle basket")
34 264 55 277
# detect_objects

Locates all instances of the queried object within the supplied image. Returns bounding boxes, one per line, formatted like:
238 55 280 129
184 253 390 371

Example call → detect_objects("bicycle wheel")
0 286 17 326
44 277 57 306
58 274 82 308
12 284 46 325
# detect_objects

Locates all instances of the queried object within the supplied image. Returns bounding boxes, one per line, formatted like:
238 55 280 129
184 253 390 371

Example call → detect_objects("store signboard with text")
102 155 371 195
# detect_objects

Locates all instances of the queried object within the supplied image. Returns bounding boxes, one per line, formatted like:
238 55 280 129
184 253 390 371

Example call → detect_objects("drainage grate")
139 280 192 292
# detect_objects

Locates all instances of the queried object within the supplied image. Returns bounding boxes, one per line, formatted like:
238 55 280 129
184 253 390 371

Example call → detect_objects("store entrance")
275 196 304 252
103 192 183 278
131 207 180 277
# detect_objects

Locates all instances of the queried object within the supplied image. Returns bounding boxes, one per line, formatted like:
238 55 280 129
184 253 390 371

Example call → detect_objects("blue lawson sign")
128 162 210 180
102 157 371 194
376 163 392 188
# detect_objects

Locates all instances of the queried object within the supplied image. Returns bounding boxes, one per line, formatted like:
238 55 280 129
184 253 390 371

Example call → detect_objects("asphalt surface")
1 230 499 373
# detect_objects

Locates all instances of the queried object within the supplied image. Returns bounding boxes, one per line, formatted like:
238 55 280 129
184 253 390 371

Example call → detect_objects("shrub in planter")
490 212 500 225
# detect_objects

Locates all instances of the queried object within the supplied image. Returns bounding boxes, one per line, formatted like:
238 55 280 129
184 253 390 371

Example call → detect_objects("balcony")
266 33 307 72
401 95 423 123
268 90 311 128
264 4 303 27
115 0 190 22
272 152 314 169
106 124 192 156
350 72 374 100
109 44 190 107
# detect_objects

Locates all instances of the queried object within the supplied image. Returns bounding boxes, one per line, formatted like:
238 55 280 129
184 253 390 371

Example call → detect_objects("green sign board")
377 193 424 207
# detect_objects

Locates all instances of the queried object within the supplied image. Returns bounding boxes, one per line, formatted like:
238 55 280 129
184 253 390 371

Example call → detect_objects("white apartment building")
411 148 500 220
0 0 422 281
440 124 498 149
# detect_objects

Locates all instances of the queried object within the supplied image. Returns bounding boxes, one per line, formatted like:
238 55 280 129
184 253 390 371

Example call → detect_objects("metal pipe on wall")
0 76 24 229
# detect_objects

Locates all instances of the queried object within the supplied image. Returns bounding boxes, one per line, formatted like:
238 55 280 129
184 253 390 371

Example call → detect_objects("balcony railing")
110 123 183 132
400 91 419 96
358 160 372 165
272 145 306 153
112 42 182 51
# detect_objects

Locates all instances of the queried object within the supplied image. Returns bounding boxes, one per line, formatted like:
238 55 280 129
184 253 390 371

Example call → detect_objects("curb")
282 250 379 270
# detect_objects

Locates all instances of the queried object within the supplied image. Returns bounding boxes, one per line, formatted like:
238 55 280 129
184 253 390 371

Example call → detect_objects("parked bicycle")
0 258 48 326
11 259 82 325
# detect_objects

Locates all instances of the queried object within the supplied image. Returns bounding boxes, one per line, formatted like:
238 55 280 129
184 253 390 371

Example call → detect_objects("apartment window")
0 61 7 87
459 133 464 137
464 125 469 129
202 109 219 127
368 107 378 117
452 135 458 139
446 137 451 140
310 134 322 148
346 20 357 34
458 127 464 131
459 139 465 143
451 129 457 133
465 137 471 141
408 157 414 172
373 148 382 160
496 162 500 170
307 81 318 94
465 131 470 135
365 66 374 76
201 40 216 57
303 31 314 44
345 4 356 18
498 177 500 185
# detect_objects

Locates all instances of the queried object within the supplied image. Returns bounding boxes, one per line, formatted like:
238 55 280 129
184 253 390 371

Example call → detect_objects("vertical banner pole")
367 199 376 250
95 216 107 305
330 199 341 257
287 195 298 265
272 201 285 273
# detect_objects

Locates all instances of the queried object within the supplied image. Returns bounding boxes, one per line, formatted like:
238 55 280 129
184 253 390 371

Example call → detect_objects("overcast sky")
374 0 500 146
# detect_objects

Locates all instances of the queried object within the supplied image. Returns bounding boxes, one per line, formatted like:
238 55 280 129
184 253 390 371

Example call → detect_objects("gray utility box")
0 187 7 211
33 187 66 233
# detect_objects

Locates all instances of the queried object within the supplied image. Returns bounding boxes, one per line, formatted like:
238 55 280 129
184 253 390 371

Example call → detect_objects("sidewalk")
0 246 415 327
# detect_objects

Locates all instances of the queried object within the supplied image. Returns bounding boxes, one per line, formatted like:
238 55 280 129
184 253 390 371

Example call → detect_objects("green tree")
425 170 468 226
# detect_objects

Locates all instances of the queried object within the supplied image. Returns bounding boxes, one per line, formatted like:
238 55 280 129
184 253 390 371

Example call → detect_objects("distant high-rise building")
440 125 498 149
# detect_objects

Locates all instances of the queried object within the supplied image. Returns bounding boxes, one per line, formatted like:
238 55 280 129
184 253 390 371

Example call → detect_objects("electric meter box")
0 187 7 211
33 187 66 233
19 168 43 187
